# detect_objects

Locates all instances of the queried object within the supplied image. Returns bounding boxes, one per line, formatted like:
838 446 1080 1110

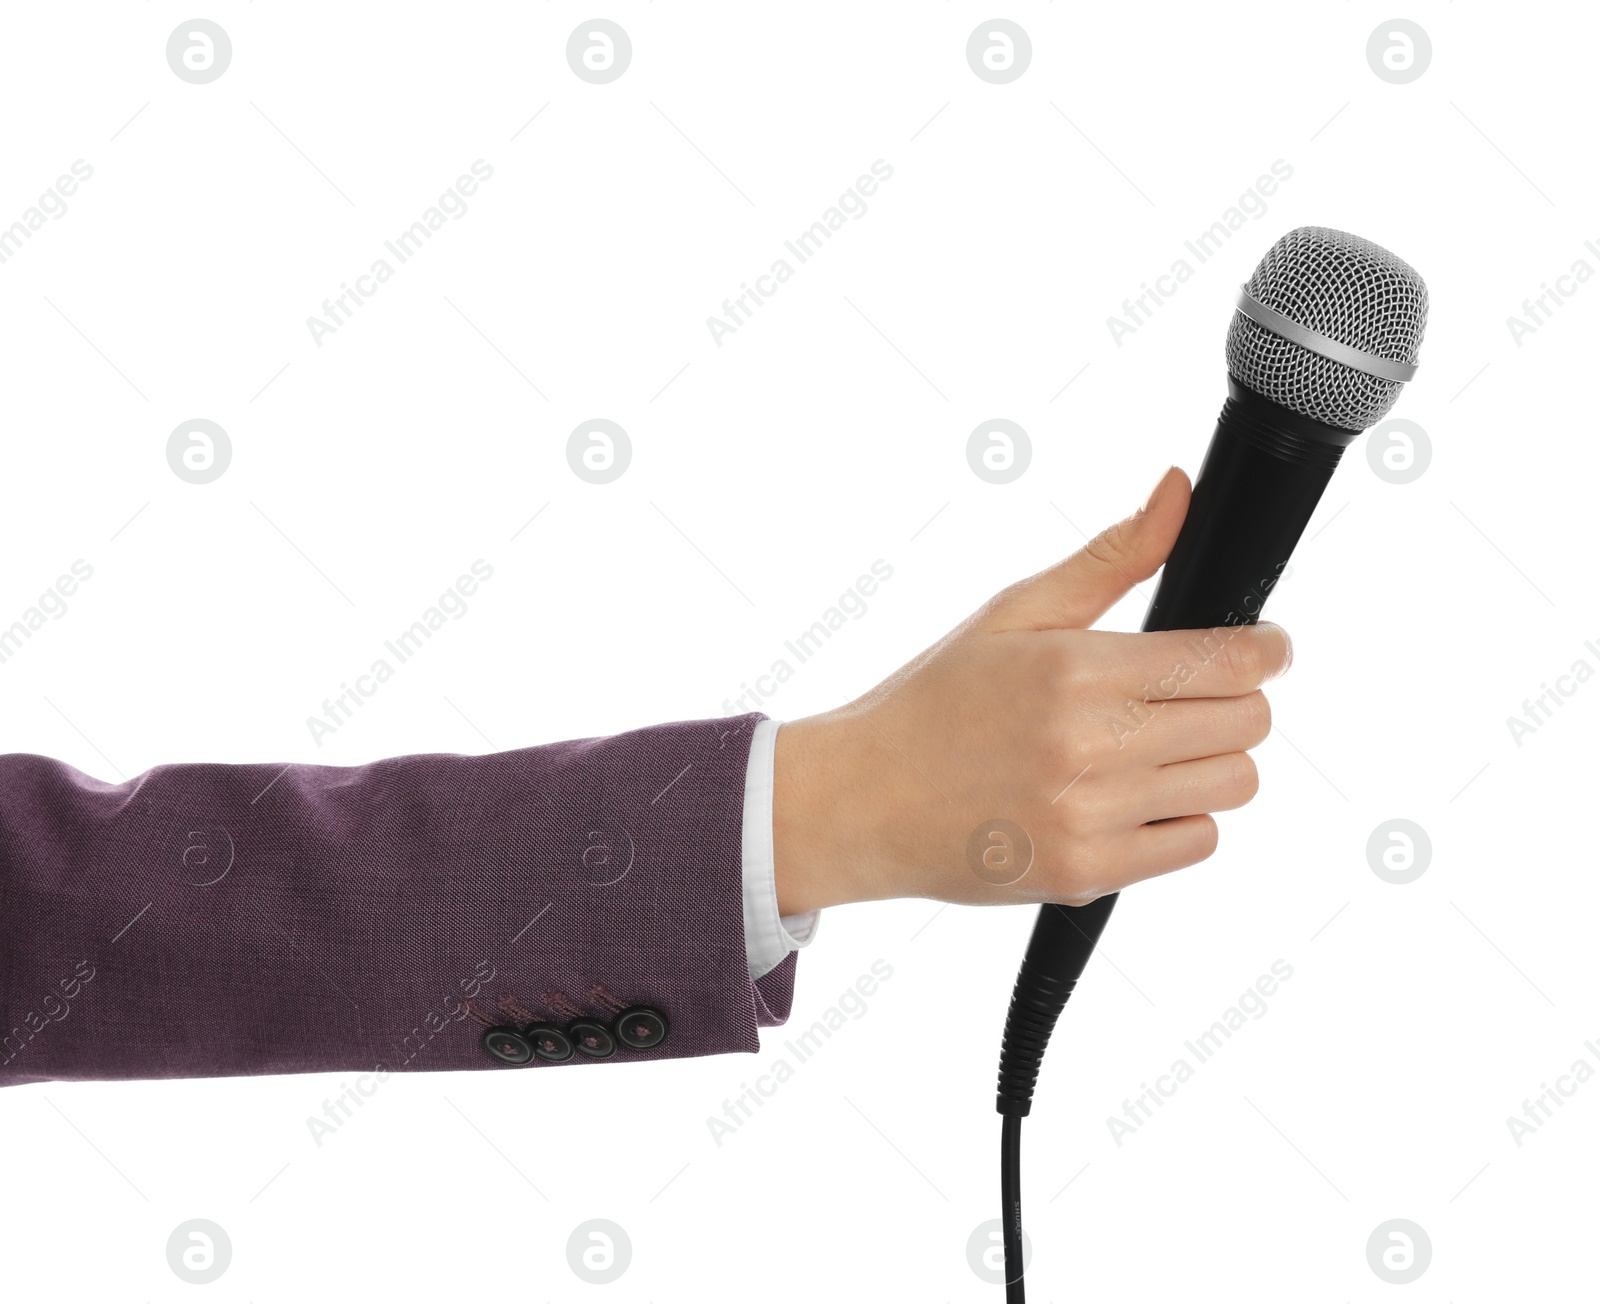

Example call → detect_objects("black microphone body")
993 225 1426 1302
995 377 1358 1118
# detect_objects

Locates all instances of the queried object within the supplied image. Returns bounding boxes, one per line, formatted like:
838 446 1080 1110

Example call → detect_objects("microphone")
992 227 1429 1300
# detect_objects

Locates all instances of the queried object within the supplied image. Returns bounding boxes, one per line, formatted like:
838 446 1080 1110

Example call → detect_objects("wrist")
772 713 894 914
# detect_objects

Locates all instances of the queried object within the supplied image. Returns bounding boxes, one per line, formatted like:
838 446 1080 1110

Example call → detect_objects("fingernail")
1259 621 1292 677
1142 466 1175 513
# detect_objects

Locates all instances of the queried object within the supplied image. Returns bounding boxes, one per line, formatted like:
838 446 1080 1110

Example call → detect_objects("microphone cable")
1000 1113 1023 1302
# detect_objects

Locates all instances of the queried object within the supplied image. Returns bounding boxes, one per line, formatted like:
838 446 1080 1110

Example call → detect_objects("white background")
1 3 1595 1300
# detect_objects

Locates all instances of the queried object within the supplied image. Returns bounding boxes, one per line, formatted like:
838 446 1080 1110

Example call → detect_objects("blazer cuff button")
568 1019 617 1058
614 1006 669 1050
525 1023 575 1062
481 1027 535 1065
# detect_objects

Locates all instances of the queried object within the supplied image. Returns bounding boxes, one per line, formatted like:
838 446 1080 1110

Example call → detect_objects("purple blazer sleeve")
0 712 797 1088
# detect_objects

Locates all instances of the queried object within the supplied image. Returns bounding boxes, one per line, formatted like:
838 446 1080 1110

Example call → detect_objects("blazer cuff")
741 718 821 981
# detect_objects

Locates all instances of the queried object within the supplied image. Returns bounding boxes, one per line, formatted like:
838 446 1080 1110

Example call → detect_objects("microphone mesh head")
1225 226 1428 431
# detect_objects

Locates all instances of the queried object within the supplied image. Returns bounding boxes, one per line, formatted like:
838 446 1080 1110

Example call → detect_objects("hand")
772 466 1292 915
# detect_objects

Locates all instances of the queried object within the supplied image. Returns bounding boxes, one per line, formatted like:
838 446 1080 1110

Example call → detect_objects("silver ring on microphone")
1234 285 1420 383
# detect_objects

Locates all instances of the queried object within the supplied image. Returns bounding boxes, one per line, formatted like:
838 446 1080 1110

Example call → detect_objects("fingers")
1111 814 1221 889
1082 621 1293 702
1135 751 1260 824
985 466 1192 632
1065 750 1260 841
1113 691 1272 765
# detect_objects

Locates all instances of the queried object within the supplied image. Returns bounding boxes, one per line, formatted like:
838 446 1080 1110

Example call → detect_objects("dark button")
482 1027 534 1065
525 1023 575 1062
568 1018 616 1058
614 1006 669 1050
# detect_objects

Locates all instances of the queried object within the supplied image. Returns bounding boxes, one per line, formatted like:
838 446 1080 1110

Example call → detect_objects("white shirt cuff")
741 717 820 980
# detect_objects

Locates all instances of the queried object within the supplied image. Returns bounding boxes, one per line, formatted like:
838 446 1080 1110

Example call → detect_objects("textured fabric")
0 712 798 1087
740 718 820 980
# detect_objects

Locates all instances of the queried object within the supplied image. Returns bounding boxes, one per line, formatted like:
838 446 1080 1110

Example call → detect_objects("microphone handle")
995 378 1359 1116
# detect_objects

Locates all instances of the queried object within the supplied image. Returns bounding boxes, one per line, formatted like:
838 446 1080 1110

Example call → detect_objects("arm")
2 468 1289 1088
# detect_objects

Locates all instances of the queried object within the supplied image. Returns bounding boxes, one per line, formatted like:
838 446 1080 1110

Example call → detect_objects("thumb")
990 465 1192 630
